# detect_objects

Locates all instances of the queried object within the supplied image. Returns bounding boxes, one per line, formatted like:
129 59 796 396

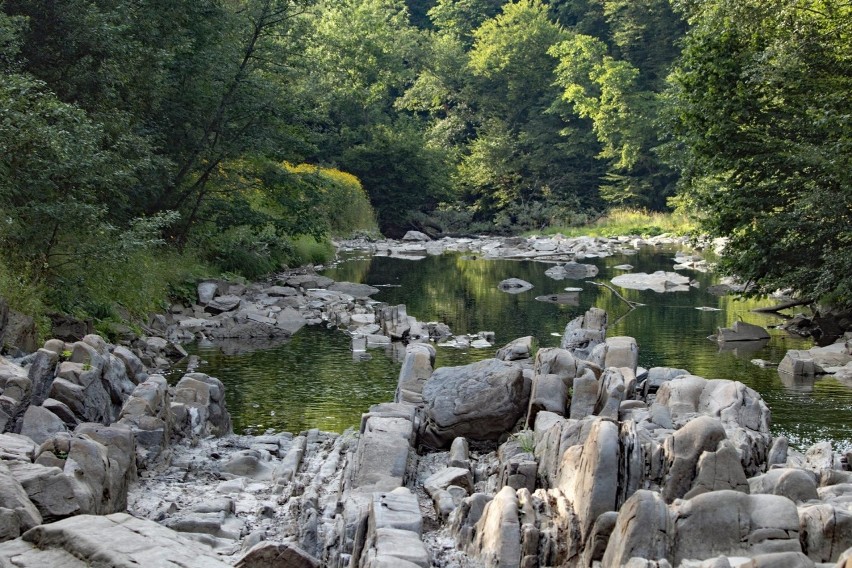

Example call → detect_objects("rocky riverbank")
0 302 851 566
0 233 850 566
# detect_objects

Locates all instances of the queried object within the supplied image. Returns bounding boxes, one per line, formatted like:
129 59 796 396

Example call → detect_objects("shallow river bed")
184 245 851 451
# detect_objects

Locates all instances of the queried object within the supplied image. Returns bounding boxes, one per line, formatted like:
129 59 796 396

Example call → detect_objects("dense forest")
0 0 849 337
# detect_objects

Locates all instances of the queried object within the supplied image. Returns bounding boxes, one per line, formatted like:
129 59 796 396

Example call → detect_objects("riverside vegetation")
0 0 849 349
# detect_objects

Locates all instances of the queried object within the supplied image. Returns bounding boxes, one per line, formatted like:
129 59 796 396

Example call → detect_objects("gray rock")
0 433 37 462
6 462 79 521
327 282 380 298
496 336 533 361
671 491 802 564
396 344 434 405
112 346 146 384
603 490 670 568
544 262 599 280
0 512 231 567
662 415 728 503
611 271 691 293
716 321 771 342
449 437 470 470
235 541 320 568
604 336 639 372
685 440 749 499
569 368 600 420
372 527 430 567
20 406 67 445
172 373 231 438
420 359 527 448
207 295 242 314
27 349 59 406
497 279 534 294
64 423 136 514
527 373 568 427
198 281 220 305
799 503 852 563
274 307 306 335
561 308 607 360
402 230 431 242
423 467 473 497
558 418 620 540
0 461 41 542
749 468 819 502
470 486 520 568
370 488 422 535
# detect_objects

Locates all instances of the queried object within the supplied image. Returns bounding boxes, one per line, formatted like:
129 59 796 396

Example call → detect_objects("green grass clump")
287 236 336 266
537 207 696 238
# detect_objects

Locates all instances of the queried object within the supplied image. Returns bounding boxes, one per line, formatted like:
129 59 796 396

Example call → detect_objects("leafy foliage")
665 0 852 308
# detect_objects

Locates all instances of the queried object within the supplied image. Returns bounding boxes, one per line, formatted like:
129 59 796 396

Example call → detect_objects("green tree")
666 0 852 307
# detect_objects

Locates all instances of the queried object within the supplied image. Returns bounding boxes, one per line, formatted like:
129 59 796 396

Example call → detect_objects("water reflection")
184 246 851 451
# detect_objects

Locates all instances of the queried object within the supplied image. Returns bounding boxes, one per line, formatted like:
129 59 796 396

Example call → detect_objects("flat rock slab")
545 262 599 280
0 513 231 567
327 282 380 298
498 279 534 294
611 271 691 293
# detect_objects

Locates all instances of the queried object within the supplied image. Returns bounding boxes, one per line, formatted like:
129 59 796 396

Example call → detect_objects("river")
183 245 851 451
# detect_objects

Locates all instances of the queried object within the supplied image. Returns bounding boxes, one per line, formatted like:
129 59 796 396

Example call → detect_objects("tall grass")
537 207 696 238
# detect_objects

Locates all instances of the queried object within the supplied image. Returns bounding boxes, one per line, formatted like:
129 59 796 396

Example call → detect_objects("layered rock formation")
0 304 850 568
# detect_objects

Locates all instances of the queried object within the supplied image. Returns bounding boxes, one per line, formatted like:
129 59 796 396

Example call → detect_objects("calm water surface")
185 246 851 451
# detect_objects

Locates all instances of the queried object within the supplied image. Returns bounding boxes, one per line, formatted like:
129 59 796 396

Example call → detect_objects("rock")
569 368 600 420
496 336 533 361
527 373 568 427
396 344 434 405
197 281 220 305
749 468 819 502
206 295 242 314
470 486 521 568
424 467 473 497
420 359 527 448
379 305 412 340
0 433 37 462
449 437 470 470
535 293 580 305
0 512 231 567
112 346 146 384
716 321 771 342
561 308 607 360
799 503 852 563
497 279 534 294
117 375 172 466
662 415 728 503
671 491 802 564
172 373 232 438
275 307 306 335
544 262 599 280
1 310 37 354
685 440 749 499
235 541 320 568
402 231 431 242
20 406 67 445
604 336 639 372
603 490 670 567
370 488 422 535
27 349 59 406
558 419 620 540
327 282 380 298
0 461 42 542
611 271 691 293
6 462 79 521
63 423 136 514
351 413 413 492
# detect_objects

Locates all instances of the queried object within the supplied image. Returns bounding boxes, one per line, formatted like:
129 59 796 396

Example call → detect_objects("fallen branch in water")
588 281 645 309
751 298 813 314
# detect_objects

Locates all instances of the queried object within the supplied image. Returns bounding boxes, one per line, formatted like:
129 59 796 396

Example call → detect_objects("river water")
185 245 851 451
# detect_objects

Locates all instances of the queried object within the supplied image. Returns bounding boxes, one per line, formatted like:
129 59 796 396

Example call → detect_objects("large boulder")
396 344 435 405
420 359 527 448
671 490 802 564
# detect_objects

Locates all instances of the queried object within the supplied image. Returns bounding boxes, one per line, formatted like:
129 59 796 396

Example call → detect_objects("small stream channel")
183 245 852 451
